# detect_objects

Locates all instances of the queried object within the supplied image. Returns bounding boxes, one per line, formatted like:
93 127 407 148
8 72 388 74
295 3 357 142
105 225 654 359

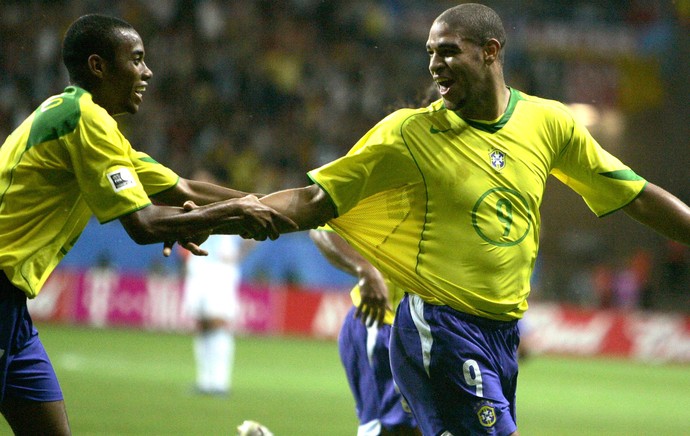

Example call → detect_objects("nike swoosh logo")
430 125 452 134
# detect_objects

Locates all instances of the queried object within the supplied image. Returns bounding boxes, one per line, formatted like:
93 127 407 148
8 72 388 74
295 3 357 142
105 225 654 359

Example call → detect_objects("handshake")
162 195 298 257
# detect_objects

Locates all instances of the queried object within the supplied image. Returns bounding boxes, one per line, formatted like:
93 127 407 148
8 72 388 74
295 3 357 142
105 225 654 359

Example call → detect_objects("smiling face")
94 28 152 115
426 20 488 113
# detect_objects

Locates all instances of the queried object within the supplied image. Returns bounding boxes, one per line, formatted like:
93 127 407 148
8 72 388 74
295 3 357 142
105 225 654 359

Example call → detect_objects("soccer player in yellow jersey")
310 228 420 436
247 4 690 435
0 14 294 435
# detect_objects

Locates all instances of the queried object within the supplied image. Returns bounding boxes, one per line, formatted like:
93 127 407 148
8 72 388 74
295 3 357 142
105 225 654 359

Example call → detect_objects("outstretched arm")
310 229 390 326
624 182 690 245
120 194 295 247
152 177 260 206
128 177 295 256
254 184 338 232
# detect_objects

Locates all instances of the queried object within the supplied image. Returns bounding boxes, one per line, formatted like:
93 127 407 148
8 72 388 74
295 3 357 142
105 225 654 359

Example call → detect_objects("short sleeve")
551 121 646 216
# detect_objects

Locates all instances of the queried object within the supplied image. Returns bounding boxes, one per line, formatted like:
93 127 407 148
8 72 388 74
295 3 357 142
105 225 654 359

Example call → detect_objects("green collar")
457 87 523 134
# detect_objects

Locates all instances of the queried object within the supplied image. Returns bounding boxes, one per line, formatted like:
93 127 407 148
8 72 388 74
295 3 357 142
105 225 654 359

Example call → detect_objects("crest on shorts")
489 149 506 172
477 404 497 427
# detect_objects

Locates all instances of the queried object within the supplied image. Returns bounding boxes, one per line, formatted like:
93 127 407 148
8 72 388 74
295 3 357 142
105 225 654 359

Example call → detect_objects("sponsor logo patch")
107 168 137 192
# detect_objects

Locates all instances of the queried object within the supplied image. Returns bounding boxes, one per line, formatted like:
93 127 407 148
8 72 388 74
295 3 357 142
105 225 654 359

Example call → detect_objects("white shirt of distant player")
182 234 243 321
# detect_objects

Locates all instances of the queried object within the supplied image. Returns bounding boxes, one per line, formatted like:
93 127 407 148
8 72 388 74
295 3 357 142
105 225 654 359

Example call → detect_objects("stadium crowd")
1 0 688 311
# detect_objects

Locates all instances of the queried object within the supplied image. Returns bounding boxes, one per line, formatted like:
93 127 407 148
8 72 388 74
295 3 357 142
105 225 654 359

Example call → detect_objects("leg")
372 324 420 435
207 326 233 392
0 397 70 436
338 306 383 435
389 296 446 435
194 317 231 395
0 284 68 435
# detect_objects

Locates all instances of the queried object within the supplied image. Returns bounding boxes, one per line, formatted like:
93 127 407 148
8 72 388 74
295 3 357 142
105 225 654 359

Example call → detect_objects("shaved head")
436 3 506 49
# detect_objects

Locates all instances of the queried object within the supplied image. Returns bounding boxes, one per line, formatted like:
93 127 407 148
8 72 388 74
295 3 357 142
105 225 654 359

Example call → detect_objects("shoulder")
512 89 579 140
27 87 90 146
514 89 575 124
33 87 83 130
377 101 446 134
40 86 115 131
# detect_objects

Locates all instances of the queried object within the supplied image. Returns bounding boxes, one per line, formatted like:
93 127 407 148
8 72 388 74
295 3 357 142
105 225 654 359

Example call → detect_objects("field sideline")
1 323 688 435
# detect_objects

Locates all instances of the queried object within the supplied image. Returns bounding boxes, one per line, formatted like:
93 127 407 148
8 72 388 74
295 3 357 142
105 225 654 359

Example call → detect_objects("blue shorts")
390 294 519 436
338 306 417 435
0 273 63 402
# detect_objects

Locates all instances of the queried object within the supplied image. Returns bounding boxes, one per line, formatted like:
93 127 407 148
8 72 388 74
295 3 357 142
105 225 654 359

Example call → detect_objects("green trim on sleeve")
139 156 160 164
100 202 153 224
599 169 645 181
148 176 181 198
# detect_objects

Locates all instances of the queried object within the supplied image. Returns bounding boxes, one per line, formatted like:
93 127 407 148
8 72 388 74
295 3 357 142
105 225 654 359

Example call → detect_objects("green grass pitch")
1 323 688 435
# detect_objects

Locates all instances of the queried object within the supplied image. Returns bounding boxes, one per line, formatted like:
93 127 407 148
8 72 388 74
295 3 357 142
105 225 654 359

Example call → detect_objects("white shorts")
182 278 239 321
181 235 243 321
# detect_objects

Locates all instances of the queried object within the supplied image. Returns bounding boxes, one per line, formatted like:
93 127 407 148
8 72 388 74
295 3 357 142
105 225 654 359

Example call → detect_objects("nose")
142 62 153 80
428 52 443 74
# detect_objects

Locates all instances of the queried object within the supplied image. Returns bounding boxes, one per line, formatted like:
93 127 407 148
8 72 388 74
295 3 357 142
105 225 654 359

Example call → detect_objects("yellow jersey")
309 88 646 320
0 86 179 298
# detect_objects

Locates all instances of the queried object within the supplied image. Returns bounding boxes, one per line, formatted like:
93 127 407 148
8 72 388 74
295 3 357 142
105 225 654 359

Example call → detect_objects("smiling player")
0 14 295 434
237 3 690 435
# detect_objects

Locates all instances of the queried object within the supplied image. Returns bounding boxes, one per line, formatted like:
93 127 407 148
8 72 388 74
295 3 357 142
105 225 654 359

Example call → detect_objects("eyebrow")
427 41 461 51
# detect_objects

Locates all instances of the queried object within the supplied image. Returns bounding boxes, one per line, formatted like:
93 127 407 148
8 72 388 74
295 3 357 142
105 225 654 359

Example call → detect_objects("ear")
87 54 106 78
483 39 501 64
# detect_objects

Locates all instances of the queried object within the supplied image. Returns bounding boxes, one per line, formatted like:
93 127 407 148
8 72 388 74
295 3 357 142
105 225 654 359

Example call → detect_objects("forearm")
624 183 690 245
257 185 336 232
310 228 389 325
309 229 377 278
152 178 257 207
121 199 249 244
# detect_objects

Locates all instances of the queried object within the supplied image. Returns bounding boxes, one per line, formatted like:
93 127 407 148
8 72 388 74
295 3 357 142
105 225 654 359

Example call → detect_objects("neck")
457 80 510 121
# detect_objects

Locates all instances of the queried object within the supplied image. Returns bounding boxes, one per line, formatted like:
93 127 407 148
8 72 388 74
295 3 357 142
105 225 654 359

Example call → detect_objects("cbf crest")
477 404 497 427
489 149 506 172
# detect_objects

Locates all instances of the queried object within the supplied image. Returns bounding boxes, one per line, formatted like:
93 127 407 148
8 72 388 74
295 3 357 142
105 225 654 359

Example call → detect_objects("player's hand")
180 201 210 255
231 195 298 241
161 201 210 257
354 272 390 327
162 239 208 257
163 240 175 257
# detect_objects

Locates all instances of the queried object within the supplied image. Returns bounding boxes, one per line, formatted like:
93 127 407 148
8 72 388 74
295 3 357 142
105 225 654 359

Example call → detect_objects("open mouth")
134 85 146 99
436 78 454 95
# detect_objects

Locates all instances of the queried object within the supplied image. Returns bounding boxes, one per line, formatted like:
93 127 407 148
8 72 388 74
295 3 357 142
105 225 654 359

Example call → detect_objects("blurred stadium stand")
1 0 688 312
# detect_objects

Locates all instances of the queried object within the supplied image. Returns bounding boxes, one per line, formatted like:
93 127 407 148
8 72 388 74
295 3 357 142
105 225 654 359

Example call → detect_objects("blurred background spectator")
1 0 688 312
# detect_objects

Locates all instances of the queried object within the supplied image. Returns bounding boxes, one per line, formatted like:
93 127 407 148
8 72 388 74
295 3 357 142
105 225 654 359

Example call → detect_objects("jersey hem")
597 180 648 218
306 175 339 218
100 203 152 224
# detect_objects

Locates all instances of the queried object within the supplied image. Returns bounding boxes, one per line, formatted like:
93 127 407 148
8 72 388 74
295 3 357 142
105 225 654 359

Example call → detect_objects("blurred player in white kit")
182 169 255 396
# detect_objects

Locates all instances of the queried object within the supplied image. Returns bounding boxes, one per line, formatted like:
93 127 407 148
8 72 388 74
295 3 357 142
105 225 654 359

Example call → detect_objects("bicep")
624 183 690 244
